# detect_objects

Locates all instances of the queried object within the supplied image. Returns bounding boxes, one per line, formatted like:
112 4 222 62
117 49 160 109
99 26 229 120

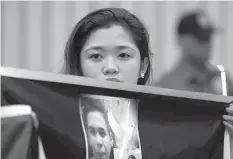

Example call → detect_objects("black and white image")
79 94 142 159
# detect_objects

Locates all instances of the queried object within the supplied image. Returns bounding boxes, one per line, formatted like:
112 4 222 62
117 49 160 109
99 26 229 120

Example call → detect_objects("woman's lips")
105 78 122 82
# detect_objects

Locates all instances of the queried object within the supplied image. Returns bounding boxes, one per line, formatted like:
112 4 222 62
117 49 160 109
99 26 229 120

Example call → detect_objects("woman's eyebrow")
84 46 105 52
116 46 136 51
84 44 138 52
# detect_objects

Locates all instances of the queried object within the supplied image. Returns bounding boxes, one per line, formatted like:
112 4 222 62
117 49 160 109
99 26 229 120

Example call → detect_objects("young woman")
62 7 233 158
62 7 151 86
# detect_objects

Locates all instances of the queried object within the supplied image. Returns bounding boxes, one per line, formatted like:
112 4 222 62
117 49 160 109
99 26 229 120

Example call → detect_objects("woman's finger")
223 115 233 123
226 103 233 114
223 121 233 132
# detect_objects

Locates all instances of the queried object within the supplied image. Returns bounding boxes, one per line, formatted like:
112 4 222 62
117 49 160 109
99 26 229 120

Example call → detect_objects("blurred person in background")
156 10 233 96
155 9 233 155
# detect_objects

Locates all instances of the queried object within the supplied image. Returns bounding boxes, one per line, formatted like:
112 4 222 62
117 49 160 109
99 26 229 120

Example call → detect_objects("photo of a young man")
80 95 142 159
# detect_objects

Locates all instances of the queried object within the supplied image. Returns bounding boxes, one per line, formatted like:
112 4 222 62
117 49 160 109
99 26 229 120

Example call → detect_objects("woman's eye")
118 53 131 60
89 54 103 61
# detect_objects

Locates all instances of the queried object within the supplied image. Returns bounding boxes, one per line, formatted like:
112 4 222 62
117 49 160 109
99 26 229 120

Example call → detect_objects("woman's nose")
103 57 119 75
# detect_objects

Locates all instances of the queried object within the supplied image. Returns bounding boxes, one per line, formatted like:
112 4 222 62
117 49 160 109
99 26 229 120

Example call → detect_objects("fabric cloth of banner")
1 75 229 159
1 76 86 159
1 114 39 159
138 97 226 159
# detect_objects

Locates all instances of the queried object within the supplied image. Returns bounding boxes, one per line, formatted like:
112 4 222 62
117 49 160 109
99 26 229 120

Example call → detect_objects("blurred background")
1 1 233 84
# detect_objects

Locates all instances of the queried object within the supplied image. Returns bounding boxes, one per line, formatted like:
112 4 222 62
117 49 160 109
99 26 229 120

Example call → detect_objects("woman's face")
80 25 142 84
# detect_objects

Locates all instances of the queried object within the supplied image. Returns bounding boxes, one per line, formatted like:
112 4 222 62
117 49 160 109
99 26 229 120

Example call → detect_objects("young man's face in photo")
87 111 112 159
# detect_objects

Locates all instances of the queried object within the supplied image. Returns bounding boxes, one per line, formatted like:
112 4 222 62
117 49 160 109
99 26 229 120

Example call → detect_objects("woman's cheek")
122 60 141 75
81 61 103 78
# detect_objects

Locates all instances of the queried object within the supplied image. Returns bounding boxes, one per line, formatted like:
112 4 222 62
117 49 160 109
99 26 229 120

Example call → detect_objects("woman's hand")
223 103 233 158
223 104 233 133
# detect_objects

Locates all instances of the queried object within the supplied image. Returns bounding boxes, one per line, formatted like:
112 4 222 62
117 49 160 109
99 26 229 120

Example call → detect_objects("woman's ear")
140 57 149 78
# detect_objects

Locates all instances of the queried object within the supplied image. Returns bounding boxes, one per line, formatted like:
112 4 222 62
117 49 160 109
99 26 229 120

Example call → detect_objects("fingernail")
223 121 227 125
223 115 227 119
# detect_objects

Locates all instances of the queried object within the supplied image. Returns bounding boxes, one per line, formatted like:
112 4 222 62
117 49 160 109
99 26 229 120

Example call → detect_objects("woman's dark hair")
63 7 152 85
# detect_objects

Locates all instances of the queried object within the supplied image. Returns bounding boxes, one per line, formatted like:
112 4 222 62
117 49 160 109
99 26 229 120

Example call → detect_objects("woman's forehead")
82 25 139 52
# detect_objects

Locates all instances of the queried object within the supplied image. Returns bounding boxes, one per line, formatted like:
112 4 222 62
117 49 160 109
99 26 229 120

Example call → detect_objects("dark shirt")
156 61 233 96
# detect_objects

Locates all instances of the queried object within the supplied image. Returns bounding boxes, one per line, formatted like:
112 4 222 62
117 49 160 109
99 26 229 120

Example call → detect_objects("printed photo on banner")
79 94 142 159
